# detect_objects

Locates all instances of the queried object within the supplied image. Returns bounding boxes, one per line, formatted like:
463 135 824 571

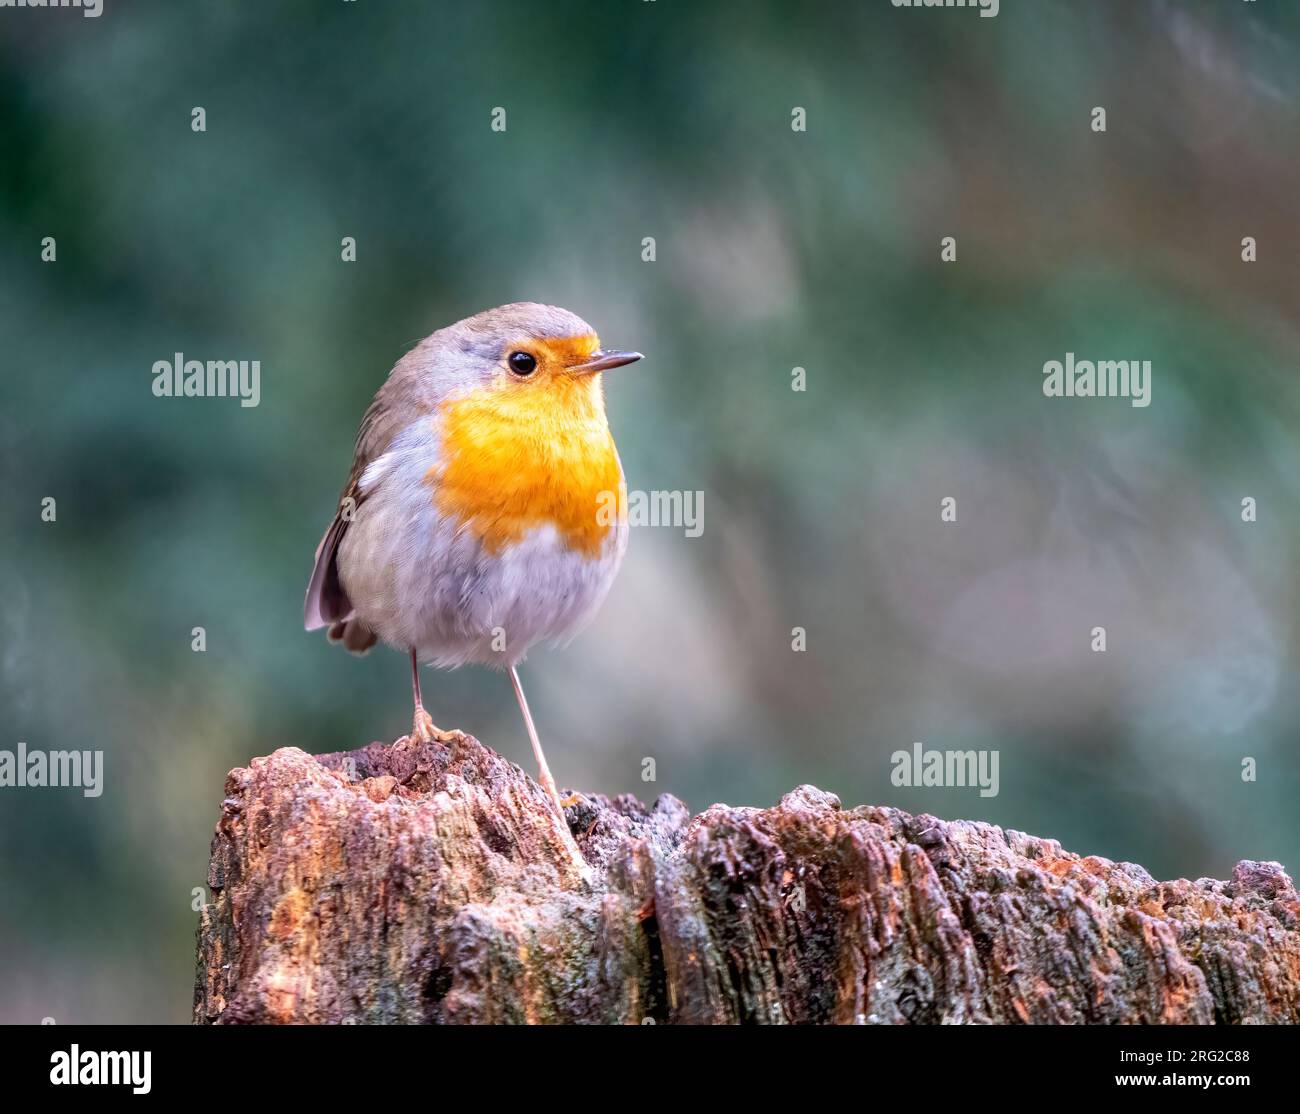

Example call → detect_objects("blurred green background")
2 0 1299 1023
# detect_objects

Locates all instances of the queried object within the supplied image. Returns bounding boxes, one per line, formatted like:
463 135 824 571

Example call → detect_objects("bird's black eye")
508 350 537 377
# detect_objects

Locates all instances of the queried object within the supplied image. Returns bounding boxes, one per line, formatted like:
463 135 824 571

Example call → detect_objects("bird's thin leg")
508 665 573 816
508 667 590 879
408 648 460 744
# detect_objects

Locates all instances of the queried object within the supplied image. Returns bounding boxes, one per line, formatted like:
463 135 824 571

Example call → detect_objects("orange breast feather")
429 374 624 557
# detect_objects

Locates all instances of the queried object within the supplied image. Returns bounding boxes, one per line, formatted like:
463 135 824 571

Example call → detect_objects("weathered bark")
194 733 1300 1024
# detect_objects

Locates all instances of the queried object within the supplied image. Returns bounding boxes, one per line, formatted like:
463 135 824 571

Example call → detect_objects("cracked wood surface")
193 733 1300 1024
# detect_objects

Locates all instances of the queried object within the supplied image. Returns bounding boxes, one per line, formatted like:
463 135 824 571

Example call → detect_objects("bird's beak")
572 349 643 375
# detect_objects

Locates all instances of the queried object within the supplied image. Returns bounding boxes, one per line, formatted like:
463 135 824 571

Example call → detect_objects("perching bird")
304 303 641 819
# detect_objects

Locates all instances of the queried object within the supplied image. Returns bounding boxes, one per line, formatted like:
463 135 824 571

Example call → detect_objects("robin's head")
415 302 642 410
406 304 642 556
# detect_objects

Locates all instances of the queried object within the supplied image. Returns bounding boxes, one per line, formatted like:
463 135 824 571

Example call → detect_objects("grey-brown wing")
303 388 406 635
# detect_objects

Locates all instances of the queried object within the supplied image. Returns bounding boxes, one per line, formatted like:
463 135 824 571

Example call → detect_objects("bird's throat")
428 376 624 557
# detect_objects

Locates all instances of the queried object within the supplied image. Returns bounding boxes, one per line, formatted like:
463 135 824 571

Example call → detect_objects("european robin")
304 303 642 823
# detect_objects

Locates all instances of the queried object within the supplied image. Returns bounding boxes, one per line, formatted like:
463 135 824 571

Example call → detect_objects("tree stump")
193 733 1300 1024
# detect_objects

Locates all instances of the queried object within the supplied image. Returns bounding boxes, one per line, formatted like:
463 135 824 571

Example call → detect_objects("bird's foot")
537 769 569 815
410 705 465 745
535 773 593 882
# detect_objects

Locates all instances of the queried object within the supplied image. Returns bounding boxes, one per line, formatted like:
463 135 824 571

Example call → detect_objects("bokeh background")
2 0 1299 1023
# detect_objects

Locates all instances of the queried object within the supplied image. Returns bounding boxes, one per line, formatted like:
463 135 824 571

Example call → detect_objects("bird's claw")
411 706 464 745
